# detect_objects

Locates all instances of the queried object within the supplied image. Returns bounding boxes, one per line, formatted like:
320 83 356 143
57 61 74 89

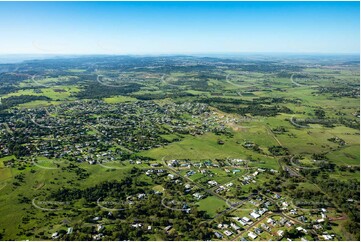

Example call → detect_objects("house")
164 225 172 232
232 169 241 174
250 212 260 219
168 174 175 179
281 201 289 210
254 228 263 235
224 230 233 237
285 221 294 227
186 170 196 176
298 215 307 223
208 180 218 186
67 227 73 235
313 224 322 230
290 209 297 215
261 223 270 231
193 192 203 200
138 193 146 199
258 208 268 215
317 218 325 223
267 218 275 225
132 223 142 228
296 227 307 234
248 232 257 240
214 232 223 239
145 169 154 176
238 219 247 226
51 232 59 239
92 233 103 241
242 217 251 223
277 230 284 237
322 235 333 240
215 186 226 193
279 217 288 226
148 226 152 230
231 223 240 231
92 233 104 240
97 224 104 231
168 160 179 167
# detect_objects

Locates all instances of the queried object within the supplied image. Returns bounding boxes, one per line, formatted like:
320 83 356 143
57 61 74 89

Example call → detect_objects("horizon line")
0 52 359 56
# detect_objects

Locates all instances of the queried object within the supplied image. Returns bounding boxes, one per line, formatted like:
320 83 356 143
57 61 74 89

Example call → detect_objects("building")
193 192 203 200
296 227 307 234
231 223 240 231
164 225 172 232
250 212 260 219
52 232 59 239
237 219 247 226
242 216 251 223
208 180 218 186
248 232 258 240
214 232 223 239
97 224 104 231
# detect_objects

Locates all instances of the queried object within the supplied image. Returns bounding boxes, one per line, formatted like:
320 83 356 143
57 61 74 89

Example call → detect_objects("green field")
197 196 228 217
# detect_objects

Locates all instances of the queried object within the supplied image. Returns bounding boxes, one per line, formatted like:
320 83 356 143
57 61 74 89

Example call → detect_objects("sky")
0 1 359 55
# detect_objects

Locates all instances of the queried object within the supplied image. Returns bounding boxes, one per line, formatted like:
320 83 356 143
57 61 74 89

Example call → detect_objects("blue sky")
0 1 359 54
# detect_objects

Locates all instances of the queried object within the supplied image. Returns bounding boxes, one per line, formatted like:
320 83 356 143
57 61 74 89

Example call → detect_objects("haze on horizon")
0 1 359 55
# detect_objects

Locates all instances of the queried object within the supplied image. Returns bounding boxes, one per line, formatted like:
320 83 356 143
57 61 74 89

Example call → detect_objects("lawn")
103 95 137 103
197 196 228 217
138 132 279 168
326 145 360 166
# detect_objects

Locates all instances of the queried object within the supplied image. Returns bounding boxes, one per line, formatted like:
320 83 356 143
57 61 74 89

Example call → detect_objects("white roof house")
242 216 251 222
248 232 258 240
231 223 240 231
250 212 261 219
52 232 59 239
238 219 247 226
